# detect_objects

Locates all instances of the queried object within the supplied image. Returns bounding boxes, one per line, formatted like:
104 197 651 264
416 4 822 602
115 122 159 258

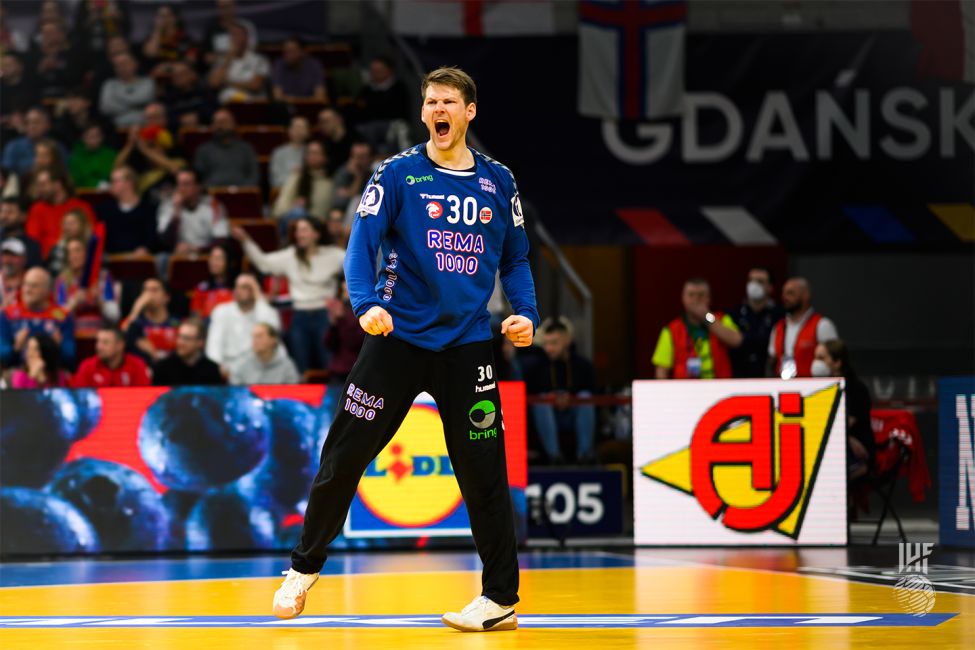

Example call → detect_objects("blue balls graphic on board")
162 489 201 551
50 458 170 552
72 389 103 443
237 399 318 512
138 387 270 491
184 487 276 551
0 389 80 488
0 487 100 554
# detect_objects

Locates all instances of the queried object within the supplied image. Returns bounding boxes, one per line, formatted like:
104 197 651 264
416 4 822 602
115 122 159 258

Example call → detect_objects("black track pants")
291 333 520 606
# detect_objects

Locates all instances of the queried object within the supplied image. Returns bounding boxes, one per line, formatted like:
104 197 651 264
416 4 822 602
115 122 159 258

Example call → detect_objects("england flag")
578 0 686 121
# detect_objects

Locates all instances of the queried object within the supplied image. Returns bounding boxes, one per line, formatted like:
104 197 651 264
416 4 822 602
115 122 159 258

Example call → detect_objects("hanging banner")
407 33 974 247
632 378 847 545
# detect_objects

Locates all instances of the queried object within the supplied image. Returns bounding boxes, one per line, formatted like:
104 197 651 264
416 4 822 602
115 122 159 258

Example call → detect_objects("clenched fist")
359 306 394 337
501 315 534 348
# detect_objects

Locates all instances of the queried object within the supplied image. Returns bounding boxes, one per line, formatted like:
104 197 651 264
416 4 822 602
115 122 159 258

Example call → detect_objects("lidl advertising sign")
633 379 847 545
345 383 527 539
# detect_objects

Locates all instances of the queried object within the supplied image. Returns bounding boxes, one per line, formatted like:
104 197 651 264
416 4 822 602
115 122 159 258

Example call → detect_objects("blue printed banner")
939 377 975 548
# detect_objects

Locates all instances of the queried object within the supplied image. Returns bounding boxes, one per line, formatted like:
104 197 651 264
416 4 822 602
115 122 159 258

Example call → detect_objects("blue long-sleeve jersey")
345 143 539 352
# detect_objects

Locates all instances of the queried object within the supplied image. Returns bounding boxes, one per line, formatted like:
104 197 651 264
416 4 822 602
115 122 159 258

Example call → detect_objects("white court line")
594 551 975 598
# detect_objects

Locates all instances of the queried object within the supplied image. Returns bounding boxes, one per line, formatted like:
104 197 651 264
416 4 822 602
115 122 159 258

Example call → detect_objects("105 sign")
526 469 624 537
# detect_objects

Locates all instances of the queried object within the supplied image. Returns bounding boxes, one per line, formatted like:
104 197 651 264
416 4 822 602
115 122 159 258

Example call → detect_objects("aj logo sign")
641 385 841 538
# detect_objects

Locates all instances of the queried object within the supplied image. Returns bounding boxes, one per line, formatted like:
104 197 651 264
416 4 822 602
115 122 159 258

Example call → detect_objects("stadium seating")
107 253 157 281
290 99 329 123
225 100 268 126
167 254 211 293
239 125 286 157
179 127 212 163
209 187 263 218
258 44 353 70
232 218 278 251
75 331 97 364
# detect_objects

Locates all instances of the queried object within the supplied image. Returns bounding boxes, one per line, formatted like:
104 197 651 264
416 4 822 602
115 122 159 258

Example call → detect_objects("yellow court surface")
0 549 972 649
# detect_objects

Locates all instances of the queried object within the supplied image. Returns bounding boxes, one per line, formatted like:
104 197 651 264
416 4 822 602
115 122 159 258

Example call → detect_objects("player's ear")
467 103 476 122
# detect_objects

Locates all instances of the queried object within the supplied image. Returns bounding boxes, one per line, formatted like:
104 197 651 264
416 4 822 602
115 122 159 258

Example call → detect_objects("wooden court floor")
0 549 972 649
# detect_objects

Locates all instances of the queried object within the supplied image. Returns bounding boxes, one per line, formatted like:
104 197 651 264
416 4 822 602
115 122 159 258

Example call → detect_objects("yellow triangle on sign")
641 447 692 495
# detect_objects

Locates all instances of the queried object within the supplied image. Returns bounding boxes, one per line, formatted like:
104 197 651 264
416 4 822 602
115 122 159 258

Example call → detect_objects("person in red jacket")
766 277 839 379
72 326 151 387
24 167 96 257
652 278 743 379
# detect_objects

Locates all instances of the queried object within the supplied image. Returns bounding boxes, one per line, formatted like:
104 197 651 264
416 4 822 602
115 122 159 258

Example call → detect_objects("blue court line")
0 614 958 628
0 552 637 588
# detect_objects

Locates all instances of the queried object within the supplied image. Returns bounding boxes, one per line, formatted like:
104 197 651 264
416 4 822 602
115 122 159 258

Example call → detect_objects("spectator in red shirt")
72 326 151 387
25 167 96 258
123 277 182 366
190 242 237 319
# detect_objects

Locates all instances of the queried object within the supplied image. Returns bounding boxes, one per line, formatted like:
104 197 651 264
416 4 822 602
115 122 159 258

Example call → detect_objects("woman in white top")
272 140 334 240
232 216 345 375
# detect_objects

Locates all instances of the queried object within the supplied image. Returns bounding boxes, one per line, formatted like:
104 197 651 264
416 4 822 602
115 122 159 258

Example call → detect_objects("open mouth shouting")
434 118 450 141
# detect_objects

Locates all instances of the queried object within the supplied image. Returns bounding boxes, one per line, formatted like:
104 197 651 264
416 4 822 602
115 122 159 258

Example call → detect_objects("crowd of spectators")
0 0 413 390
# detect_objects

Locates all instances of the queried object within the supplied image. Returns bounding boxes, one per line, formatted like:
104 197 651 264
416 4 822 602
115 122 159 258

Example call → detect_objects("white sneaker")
441 595 517 632
272 568 319 620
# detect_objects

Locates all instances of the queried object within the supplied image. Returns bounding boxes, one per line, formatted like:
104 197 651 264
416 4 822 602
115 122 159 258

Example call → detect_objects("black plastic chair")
852 442 911 545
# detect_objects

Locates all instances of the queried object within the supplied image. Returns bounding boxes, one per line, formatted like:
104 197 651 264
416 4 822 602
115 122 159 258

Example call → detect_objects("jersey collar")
419 142 477 177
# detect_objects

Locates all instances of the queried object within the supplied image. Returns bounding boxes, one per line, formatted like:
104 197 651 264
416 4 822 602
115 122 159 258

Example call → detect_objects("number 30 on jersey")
444 195 492 226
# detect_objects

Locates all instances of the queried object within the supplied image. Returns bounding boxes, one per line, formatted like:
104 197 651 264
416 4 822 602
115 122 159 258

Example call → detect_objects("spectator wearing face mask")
727 266 785 378
766 277 839 379
653 278 742 380
812 339 874 481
